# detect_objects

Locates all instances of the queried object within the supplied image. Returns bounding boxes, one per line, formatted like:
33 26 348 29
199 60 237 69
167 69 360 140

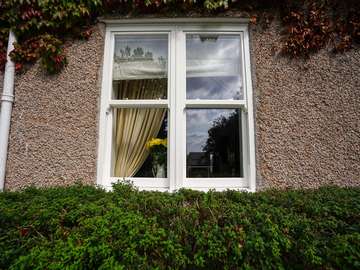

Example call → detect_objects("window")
98 19 256 191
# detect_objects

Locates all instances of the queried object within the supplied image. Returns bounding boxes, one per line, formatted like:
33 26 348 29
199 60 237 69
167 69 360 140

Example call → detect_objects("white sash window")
98 19 256 191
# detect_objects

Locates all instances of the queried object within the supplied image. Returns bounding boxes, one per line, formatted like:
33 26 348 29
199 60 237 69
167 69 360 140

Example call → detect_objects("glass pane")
186 109 242 178
186 34 243 100
112 108 168 178
112 35 168 99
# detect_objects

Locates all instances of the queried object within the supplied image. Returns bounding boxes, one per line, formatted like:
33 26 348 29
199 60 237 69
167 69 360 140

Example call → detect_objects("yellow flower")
146 138 167 150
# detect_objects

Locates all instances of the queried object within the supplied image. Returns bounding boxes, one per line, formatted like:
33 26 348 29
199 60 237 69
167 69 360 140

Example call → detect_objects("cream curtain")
113 79 166 177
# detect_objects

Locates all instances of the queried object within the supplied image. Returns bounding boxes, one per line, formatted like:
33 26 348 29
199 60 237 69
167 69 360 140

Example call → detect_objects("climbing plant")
0 0 359 74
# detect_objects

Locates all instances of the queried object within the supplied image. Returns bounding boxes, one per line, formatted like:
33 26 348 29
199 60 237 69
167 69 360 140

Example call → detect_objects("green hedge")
0 184 359 269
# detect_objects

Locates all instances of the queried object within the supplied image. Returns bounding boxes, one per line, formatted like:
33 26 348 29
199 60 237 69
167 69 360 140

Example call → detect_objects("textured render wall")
251 23 360 189
4 24 105 190
3 20 360 190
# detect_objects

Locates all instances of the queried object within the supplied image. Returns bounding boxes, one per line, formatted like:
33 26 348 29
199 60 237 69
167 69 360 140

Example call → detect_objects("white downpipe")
0 30 16 191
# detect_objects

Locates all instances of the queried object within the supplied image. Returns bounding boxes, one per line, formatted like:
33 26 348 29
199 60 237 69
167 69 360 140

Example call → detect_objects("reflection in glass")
112 35 168 99
186 109 242 178
112 108 167 178
187 76 242 100
186 34 243 100
113 79 167 100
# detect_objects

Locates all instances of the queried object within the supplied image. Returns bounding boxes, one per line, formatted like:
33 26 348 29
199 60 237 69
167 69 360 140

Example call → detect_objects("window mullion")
242 28 256 192
168 29 177 191
174 28 186 190
98 30 115 188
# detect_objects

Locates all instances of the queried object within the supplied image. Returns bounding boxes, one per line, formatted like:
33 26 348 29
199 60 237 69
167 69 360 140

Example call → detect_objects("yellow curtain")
113 79 166 177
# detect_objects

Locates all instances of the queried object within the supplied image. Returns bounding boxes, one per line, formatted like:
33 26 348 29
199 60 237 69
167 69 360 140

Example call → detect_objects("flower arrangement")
146 138 167 177
146 138 167 150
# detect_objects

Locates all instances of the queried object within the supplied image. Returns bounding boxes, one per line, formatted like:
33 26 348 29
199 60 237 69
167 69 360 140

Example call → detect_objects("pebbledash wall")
2 19 360 191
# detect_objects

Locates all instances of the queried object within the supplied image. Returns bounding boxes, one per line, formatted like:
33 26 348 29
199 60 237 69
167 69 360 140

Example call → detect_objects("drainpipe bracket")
5 62 15 69
1 94 14 103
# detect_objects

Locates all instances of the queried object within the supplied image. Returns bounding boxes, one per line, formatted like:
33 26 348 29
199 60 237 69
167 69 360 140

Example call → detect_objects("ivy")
0 0 101 73
282 0 360 56
0 0 359 74
8 34 67 74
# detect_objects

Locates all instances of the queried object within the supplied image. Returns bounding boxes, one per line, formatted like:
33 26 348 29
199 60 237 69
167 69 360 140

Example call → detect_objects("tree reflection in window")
115 45 167 69
187 109 243 178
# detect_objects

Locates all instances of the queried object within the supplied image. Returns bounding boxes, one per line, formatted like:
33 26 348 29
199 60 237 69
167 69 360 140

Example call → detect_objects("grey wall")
251 23 360 189
5 24 105 190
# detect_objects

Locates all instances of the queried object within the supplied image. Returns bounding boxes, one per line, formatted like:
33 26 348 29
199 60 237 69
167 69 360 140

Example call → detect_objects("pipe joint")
1 94 14 103
4 63 15 72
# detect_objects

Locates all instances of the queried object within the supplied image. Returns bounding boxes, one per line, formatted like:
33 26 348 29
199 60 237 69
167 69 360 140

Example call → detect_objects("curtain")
113 79 167 177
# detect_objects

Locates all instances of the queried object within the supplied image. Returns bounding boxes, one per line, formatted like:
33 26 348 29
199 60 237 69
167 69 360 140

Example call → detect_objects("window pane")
112 108 168 178
186 109 242 178
112 35 168 99
186 34 243 100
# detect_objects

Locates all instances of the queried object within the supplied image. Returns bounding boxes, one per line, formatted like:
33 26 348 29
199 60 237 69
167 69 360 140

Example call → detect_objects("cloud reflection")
187 76 242 99
186 34 243 99
186 34 240 61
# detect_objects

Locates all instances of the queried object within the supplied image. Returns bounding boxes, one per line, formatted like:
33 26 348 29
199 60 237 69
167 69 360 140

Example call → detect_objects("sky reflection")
187 76 242 99
186 34 242 99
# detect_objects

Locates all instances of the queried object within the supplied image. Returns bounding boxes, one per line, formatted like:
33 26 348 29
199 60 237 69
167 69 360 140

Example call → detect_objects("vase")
153 163 166 178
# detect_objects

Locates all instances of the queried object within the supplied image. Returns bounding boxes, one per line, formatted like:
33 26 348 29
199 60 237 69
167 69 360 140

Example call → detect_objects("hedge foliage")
0 184 359 269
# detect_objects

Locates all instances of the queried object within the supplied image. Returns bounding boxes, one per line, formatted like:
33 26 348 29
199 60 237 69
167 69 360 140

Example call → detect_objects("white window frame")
97 18 256 192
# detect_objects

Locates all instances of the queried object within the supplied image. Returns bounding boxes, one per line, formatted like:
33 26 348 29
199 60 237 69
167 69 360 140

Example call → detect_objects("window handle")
106 106 112 115
240 104 247 112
